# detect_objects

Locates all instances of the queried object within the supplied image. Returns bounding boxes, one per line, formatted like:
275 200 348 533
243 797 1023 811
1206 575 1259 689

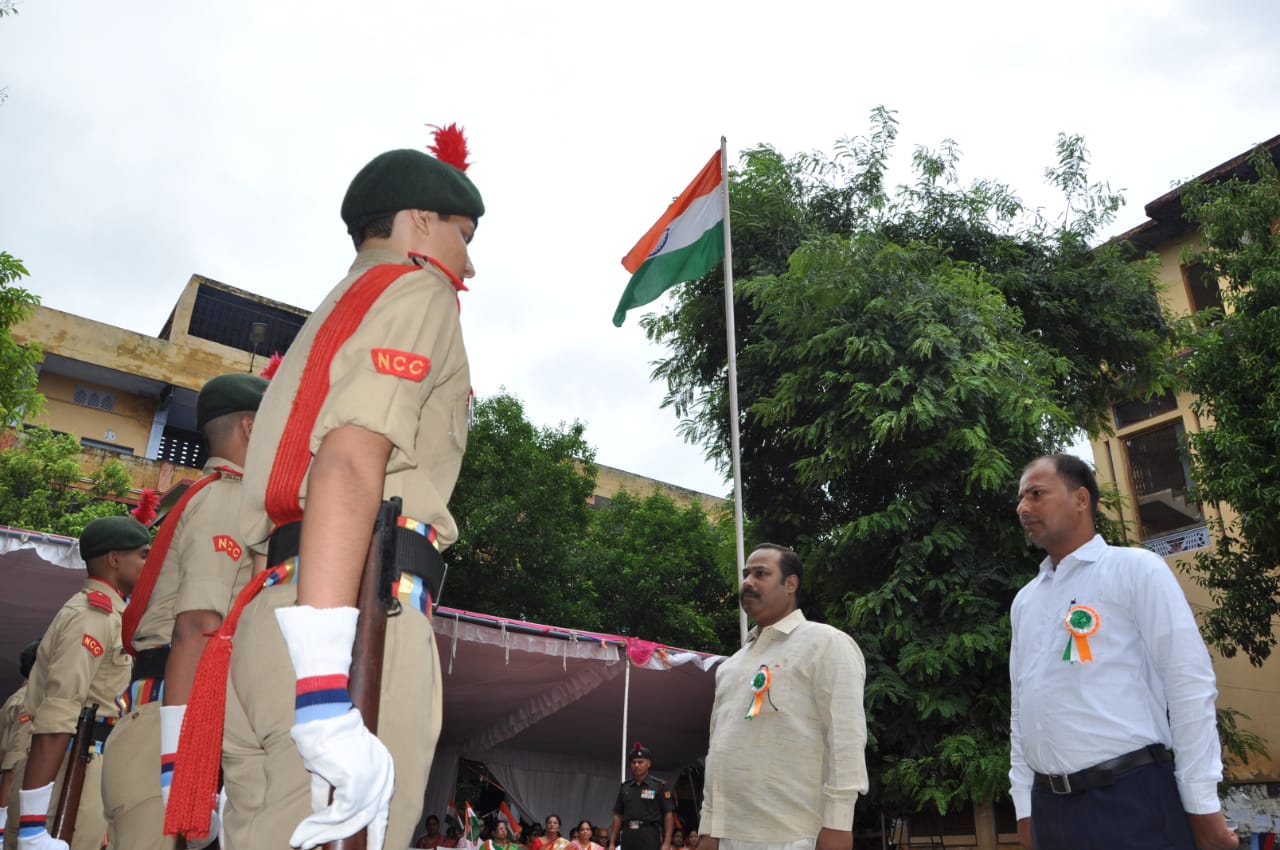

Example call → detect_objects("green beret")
80 516 151 561
340 149 484 237
197 373 268 430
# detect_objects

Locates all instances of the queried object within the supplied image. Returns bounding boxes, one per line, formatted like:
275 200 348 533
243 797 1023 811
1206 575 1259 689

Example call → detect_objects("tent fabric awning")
426 608 725 830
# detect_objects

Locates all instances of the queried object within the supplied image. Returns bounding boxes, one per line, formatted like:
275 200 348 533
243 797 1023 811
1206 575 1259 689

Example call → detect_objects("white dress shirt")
701 609 868 842
1008 535 1223 818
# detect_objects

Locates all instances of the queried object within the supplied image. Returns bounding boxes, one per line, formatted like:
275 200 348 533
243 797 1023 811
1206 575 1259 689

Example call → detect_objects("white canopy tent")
425 608 726 828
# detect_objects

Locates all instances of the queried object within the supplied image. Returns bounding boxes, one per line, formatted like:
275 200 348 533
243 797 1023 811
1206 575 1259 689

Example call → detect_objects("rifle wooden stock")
322 503 396 850
51 703 98 842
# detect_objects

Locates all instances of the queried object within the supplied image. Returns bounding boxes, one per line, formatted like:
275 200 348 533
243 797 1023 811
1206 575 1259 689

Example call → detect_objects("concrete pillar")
973 801 998 850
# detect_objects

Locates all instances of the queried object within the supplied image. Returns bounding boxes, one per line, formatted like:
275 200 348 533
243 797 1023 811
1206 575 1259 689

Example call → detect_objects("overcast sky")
3 0 1279 498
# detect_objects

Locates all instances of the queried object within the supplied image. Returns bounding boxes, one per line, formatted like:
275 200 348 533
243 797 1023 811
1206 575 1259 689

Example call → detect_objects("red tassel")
426 123 472 172
164 628 231 839
131 488 160 525
260 351 283 380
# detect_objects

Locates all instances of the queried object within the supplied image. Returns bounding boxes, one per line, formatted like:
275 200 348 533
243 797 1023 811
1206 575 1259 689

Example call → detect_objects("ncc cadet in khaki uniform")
608 744 675 850
7 516 149 850
202 133 482 850
99 373 266 850
0 642 40 846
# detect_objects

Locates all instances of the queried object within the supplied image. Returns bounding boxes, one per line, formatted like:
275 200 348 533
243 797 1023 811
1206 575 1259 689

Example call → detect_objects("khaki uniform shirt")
701 610 869 842
241 248 471 551
22 578 131 732
131 458 256 650
0 684 29 771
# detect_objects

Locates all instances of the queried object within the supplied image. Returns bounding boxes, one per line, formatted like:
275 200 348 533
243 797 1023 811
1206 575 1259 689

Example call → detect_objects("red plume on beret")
427 123 472 172
260 352 283 380
132 488 160 526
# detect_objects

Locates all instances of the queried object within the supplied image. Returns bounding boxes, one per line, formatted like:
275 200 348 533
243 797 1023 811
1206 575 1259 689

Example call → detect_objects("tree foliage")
641 109 1175 814
0 426 132 536
0 252 44 425
1180 146 1280 666
446 391 599 625
445 392 739 654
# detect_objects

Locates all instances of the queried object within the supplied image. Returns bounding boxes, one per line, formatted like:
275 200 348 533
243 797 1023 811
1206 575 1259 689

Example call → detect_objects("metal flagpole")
620 657 632 780
719 136 748 647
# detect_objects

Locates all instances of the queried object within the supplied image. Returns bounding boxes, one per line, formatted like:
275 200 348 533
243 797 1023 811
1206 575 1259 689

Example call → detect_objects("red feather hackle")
426 123 472 172
260 352 283 380
132 488 160 526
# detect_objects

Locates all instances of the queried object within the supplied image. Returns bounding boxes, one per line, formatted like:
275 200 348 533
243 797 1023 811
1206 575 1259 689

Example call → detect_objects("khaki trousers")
5 748 107 850
222 584 441 850
101 700 174 850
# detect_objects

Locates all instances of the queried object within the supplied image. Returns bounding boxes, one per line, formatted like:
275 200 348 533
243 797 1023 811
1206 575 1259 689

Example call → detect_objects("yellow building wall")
33 371 155 455
593 463 727 514
1090 231 1280 783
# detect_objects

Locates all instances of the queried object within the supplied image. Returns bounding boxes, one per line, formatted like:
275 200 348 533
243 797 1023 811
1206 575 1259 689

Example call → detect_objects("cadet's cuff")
1178 780 1221 815
820 798 856 832
28 696 82 735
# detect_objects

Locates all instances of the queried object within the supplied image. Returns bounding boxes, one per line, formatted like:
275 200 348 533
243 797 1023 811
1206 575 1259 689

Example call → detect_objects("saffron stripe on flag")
622 151 722 272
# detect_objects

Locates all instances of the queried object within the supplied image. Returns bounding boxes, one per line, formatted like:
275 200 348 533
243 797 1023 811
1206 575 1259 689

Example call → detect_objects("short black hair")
353 212 396 248
752 542 803 586
20 639 39 679
1029 454 1100 519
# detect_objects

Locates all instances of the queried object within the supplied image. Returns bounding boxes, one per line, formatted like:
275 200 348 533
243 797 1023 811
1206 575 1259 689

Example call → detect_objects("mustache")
740 588 760 600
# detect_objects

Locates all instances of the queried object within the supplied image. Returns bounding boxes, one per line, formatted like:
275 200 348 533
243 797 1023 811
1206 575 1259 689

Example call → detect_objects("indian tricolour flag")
613 150 724 326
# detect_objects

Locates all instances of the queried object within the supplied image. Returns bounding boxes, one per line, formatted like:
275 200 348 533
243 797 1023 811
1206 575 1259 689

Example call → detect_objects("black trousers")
620 825 661 850
1031 761 1196 850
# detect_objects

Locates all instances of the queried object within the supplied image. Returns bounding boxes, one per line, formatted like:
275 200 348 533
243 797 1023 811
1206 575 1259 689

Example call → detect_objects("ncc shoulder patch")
370 348 431 382
82 633 104 657
212 534 243 560
86 590 113 613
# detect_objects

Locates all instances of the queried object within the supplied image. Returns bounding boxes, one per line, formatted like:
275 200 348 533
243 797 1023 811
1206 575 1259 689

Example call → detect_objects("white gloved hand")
16 783 68 850
275 605 394 850
158 703 185 810
288 707 393 850
185 788 225 850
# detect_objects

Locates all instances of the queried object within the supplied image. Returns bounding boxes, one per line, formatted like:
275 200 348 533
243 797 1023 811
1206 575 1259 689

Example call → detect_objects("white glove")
290 708 393 850
159 703 185 810
275 605 394 850
16 783 68 850
185 788 225 850
0 805 8 839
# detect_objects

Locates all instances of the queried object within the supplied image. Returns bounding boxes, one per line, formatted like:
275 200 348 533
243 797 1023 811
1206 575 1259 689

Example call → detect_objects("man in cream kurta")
699 544 868 850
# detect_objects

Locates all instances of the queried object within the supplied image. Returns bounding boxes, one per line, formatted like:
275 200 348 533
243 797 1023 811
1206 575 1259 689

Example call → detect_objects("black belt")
130 645 170 683
1033 744 1173 795
92 718 115 745
267 512 447 605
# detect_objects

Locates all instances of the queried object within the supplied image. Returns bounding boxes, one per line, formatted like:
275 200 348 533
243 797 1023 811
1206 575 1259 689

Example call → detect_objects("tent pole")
620 657 632 781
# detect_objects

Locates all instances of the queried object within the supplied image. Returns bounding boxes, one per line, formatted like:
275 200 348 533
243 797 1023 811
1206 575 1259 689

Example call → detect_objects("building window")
1182 262 1224 315
1124 421 1204 541
71 387 116 412
156 426 208 469
1112 392 1177 429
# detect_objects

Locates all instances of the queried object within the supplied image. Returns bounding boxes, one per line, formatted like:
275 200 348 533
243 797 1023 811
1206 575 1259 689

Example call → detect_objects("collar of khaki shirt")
746 607 807 643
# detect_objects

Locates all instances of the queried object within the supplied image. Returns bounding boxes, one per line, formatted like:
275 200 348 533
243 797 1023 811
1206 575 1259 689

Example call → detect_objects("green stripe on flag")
612 221 724 326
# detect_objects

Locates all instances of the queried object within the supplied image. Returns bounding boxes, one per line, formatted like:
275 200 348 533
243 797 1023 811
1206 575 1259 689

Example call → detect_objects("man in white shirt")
1010 455 1238 850
697 544 868 850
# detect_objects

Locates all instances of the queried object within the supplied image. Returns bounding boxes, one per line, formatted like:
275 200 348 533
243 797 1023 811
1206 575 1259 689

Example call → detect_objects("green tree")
0 252 44 425
0 426 132 536
570 489 738 653
1180 146 1280 666
446 391 598 625
641 111 1176 815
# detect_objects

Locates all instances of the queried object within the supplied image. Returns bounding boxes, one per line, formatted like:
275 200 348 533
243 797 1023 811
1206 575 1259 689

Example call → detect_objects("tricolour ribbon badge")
1062 604 1100 662
744 665 772 719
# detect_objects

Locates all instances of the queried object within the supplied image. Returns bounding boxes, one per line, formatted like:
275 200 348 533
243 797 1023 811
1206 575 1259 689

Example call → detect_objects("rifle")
322 498 401 850
50 704 98 842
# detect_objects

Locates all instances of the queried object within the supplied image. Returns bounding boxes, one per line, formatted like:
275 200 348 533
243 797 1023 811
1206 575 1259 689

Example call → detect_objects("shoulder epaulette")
87 590 114 613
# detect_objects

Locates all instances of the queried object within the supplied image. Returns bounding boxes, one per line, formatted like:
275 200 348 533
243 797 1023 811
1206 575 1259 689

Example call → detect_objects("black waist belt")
267 514 447 604
1033 744 1173 795
91 718 115 745
130 645 170 683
